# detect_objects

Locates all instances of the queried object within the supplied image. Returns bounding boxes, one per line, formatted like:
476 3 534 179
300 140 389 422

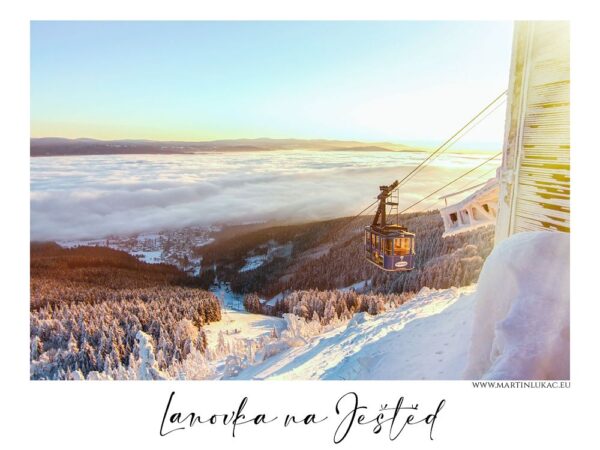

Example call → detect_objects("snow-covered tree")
135 331 168 381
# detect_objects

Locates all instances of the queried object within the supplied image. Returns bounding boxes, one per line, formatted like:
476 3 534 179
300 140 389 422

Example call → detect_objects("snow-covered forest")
30 285 220 379
199 211 495 297
30 243 220 379
245 289 414 324
30 240 415 379
29 213 568 381
30 279 412 379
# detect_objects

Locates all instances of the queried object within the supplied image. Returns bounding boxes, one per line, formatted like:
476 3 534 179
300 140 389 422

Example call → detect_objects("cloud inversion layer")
30 151 495 241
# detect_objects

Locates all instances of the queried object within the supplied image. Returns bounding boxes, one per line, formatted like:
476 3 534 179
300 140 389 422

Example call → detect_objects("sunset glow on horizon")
31 21 513 148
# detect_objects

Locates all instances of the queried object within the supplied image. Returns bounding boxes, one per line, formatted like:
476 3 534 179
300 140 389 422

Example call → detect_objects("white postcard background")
1 1 597 449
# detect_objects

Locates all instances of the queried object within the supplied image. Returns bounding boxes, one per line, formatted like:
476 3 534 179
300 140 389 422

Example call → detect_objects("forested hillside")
30 211 495 380
245 289 415 324
199 211 495 298
31 242 201 301
30 244 221 380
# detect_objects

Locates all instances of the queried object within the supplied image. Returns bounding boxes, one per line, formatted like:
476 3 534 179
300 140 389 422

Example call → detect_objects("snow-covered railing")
439 178 499 237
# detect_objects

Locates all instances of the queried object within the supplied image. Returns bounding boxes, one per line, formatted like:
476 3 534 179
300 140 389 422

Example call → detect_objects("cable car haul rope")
340 90 507 272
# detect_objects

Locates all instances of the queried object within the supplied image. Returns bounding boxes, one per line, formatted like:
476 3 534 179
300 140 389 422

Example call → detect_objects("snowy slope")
210 282 246 311
202 282 286 379
203 309 286 350
339 279 370 293
239 255 268 272
76 231 568 380
232 230 569 381
236 285 477 380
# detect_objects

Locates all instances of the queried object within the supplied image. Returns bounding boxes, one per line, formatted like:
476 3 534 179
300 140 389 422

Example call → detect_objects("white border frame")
1 1 597 448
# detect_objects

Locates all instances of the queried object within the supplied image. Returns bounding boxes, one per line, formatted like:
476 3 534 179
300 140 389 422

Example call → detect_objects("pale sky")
31 21 513 148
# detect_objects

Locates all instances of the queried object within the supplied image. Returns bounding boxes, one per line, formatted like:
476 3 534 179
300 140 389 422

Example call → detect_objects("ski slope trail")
237 285 477 380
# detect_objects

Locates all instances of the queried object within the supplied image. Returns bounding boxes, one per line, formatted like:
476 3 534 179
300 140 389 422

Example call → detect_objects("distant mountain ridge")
30 137 419 157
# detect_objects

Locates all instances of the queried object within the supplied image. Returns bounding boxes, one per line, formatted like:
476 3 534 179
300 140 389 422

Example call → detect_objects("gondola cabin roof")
366 224 414 237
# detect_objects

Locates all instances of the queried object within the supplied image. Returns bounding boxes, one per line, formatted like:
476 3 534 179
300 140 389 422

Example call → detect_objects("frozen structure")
439 22 571 380
440 21 570 240
439 176 499 237
495 21 570 241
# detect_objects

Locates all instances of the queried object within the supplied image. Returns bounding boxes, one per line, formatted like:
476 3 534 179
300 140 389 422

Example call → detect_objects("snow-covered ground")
239 255 268 272
202 282 286 379
75 230 570 381
340 279 370 293
231 231 569 380
210 282 245 311
264 292 284 307
464 231 569 379
203 310 286 355
236 285 476 380
132 250 162 264
194 280 478 380
238 242 293 273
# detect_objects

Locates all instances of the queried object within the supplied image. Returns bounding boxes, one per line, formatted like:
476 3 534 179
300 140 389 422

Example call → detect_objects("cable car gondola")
364 180 415 271
357 92 507 271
